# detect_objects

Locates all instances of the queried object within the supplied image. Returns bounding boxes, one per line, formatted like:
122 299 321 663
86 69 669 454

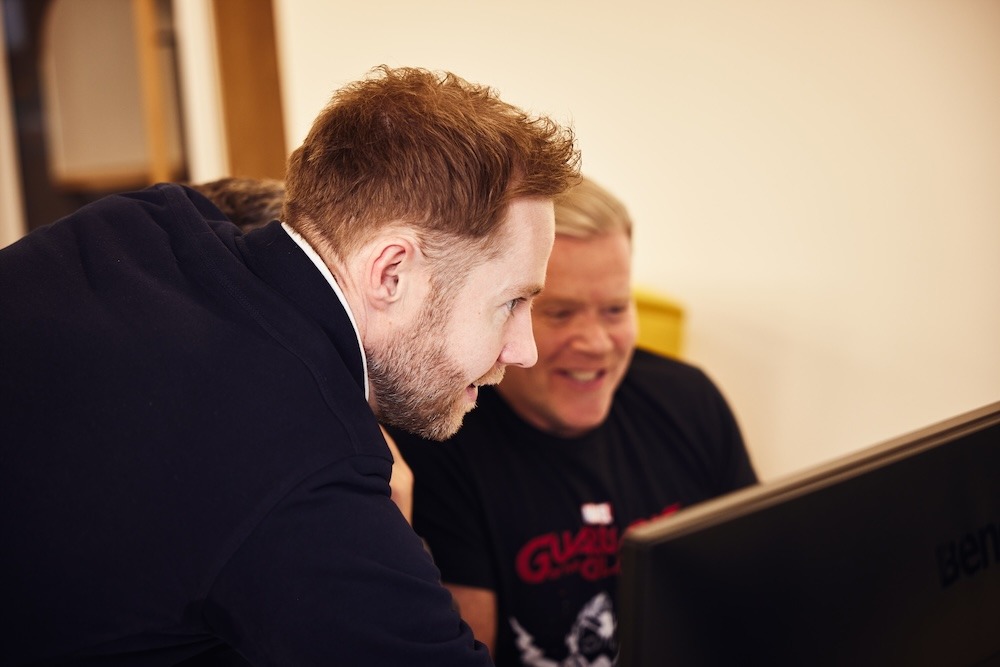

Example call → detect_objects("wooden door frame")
210 0 287 180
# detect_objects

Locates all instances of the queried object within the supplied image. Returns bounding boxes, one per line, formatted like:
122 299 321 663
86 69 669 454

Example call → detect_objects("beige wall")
272 0 1000 480
171 0 229 183
5 1 998 480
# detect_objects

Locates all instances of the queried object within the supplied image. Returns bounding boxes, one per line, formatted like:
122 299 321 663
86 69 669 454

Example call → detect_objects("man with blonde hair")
393 175 756 666
1 66 578 665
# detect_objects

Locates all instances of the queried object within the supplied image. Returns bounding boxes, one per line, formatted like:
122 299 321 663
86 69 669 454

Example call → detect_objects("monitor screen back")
618 401 1000 667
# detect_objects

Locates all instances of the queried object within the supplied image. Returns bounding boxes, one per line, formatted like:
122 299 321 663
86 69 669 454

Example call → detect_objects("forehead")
542 231 632 296
460 198 555 297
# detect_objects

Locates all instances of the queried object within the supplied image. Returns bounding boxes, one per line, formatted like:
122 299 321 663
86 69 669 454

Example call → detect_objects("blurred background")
3 0 999 481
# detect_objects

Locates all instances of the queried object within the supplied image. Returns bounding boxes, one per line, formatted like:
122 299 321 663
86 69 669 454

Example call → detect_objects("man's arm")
445 583 498 656
203 455 491 665
381 426 414 524
393 430 501 655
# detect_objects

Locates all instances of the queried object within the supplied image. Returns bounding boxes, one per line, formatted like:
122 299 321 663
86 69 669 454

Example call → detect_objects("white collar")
281 222 370 400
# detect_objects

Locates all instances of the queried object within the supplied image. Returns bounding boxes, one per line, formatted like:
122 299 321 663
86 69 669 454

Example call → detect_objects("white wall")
172 0 228 182
271 0 1000 481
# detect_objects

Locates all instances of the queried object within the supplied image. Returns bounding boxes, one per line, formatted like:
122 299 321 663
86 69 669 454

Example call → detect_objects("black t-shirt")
394 348 758 666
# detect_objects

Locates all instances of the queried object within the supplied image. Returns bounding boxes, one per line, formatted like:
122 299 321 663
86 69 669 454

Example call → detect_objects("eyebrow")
538 294 631 308
535 297 583 310
511 283 544 300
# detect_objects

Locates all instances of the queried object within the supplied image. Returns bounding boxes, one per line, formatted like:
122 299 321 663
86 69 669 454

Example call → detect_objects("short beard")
367 283 470 441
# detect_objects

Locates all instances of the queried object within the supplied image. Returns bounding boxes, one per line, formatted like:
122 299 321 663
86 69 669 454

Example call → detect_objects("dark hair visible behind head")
283 65 580 260
190 177 286 231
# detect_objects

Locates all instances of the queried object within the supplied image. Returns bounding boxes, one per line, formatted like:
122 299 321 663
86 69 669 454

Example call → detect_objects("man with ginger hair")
0 66 579 665
391 176 756 666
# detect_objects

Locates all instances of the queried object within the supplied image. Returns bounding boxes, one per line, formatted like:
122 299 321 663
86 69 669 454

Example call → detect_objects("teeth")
567 370 599 382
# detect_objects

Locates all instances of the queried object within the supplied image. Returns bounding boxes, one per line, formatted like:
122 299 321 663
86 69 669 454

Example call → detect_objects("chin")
576 407 616 431
426 402 473 442
551 414 606 438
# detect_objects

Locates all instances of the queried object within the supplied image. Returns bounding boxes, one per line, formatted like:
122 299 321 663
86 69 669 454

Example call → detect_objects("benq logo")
936 519 1000 588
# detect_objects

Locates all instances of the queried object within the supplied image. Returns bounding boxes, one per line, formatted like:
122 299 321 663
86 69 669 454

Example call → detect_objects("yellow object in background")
634 287 685 358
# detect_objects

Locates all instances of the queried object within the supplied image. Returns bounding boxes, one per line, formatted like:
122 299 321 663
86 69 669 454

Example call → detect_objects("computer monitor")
618 401 1000 667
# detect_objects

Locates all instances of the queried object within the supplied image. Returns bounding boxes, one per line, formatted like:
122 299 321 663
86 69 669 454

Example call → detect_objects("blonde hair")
553 175 632 240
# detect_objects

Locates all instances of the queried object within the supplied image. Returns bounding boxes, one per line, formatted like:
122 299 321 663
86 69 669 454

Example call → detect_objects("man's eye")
544 309 573 322
604 305 629 318
506 298 524 313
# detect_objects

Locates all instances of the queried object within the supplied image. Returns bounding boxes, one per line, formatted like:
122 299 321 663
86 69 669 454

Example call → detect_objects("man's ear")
366 237 420 310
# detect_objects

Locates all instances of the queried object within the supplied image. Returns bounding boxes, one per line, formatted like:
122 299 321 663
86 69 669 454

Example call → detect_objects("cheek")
449 318 506 370
531 325 567 359
612 320 639 351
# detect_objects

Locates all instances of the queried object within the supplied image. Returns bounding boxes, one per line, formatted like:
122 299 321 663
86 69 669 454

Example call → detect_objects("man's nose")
569 317 613 354
498 308 538 368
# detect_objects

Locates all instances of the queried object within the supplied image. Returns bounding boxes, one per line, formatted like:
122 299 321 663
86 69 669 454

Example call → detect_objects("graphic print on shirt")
509 503 681 665
511 592 616 667
514 502 680 584
516 502 619 584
